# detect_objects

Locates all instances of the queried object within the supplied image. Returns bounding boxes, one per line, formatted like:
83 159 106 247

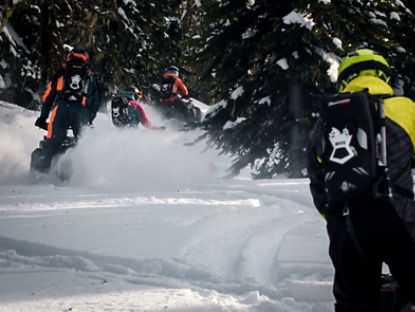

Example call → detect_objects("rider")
34 46 100 171
118 86 162 129
158 65 190 117
307 49 415 312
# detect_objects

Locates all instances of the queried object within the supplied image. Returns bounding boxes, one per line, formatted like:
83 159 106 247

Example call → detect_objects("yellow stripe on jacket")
342 76 415 150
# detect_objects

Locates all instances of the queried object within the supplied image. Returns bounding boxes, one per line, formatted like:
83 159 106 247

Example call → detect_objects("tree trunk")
289 83 307 178
39 0 51 87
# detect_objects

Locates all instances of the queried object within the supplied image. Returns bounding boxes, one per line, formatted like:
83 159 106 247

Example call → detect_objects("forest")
1 0 415 177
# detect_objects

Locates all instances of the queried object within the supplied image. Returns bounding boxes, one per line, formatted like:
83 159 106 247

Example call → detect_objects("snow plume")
0 102 230 190
65 108 230 191
0 102 43 185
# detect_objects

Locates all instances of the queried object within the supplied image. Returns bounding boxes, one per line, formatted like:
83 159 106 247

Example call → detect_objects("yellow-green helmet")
337 49 390 91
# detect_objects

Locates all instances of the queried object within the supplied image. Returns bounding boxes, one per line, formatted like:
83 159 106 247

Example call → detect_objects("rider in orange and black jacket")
34 47 100 171
158 65 190 117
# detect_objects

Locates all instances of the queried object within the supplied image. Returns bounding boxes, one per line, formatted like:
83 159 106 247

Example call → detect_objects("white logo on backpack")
328 127 356 164
70 74 81 90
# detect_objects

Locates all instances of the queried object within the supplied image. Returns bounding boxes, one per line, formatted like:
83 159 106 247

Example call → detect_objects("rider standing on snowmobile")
159 65 189 102
307 49 415 312
158 65 191 117
34 47 100 171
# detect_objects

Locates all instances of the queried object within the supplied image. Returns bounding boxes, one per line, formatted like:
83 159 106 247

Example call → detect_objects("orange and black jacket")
40 68 100 123
159 73 188 102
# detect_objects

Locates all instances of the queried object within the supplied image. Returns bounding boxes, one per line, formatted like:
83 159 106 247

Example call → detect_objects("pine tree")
195 0 415 178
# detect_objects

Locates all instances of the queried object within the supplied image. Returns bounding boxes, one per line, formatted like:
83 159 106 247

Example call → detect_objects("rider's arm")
86 74 101 123
175 78 188 97
129 100 155 129
307 119 328 217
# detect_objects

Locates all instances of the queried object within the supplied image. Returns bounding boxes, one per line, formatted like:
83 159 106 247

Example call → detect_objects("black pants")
42 102 89 168
326 199 415 312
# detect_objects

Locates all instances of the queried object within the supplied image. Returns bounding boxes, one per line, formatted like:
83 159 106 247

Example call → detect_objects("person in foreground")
34 47 100 171
307 48 415 312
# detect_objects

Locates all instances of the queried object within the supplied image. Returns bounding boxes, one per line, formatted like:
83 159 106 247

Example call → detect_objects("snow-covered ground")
0 100 334 312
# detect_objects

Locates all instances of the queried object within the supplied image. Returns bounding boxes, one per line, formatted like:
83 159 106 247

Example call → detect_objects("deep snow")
0 100 334 311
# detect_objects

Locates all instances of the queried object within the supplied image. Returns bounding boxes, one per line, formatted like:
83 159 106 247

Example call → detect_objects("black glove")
35 117 48 130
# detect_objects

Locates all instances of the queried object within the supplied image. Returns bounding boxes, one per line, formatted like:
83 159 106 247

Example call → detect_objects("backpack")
62 58 89 102
318 90 390 201
111 96 130 127
160 76 176 99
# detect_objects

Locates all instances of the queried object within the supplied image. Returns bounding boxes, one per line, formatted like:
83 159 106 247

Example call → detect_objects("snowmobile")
152 95 203 125
111 95 141 128
30 127 76 181
150 84 203 124
162 96 203 124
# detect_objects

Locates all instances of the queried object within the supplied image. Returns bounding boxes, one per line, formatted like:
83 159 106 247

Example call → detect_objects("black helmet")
165 65 179 77
67 46 89 66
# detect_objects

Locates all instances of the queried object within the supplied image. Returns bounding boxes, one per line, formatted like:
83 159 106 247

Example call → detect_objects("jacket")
307 76 415 239
127 100 155 129
159 73 188 102
40 67 101 123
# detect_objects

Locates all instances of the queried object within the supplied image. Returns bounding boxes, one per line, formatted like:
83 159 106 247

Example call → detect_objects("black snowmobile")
151 84 203 124
162 96 203 124
30 126 77 181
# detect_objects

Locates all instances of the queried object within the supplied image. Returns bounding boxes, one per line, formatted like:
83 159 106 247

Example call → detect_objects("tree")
194 0 415 178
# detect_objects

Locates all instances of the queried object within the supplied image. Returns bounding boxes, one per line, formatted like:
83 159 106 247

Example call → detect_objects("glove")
35 117 48 130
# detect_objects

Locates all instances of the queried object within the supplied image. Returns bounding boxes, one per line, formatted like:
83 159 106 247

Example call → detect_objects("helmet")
67 46 89 66
165 65 179 77
125 86 142 100
337 49 390 91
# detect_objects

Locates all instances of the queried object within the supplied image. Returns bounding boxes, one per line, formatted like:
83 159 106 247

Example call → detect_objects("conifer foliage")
196 0 415 178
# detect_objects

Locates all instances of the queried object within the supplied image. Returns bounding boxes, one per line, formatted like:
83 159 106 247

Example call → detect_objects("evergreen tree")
0 0 185 107
195 0 415 178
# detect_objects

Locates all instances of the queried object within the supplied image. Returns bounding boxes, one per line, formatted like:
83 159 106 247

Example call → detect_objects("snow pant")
325 198 415 312
41 101 89 169
158 99 190 120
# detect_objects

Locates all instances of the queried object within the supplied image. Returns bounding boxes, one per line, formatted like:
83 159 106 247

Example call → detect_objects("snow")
283 11 315 31
0 101 335 311
223 117 247 130
390 12 401 21
316 49 339 83
231 86 244 100
276 58 289 70
0 74 5 89
258 96 271 106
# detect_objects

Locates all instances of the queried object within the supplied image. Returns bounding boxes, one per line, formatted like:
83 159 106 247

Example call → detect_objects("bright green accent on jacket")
342 76 393 95
342 76 415 150
385 96 415 150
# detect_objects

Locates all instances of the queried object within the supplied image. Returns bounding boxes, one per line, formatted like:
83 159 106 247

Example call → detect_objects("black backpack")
62 58 89 102
160 76 176 99
318 91 390 201
111 96 129 127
